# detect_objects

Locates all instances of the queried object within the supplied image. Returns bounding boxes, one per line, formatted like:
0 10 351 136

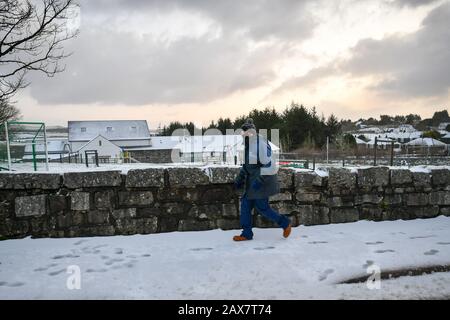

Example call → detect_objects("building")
404 137 448 155
442 132 450 144
23 138 71 161
438 122 450 131
75 134 123 163
68 120 151 150
68 120 152 162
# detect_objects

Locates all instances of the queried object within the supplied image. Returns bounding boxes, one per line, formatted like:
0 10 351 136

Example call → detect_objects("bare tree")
0 0 79 99
0 97 21 122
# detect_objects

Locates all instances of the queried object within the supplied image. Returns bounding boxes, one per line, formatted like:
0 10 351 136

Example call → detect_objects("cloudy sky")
17 0 450 128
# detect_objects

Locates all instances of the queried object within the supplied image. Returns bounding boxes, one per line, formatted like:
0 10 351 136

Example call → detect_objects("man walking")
233 118 291 241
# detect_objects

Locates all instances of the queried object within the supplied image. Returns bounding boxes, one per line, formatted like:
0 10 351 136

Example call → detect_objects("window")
106 126 113 132
99 140 102 146
81 127 86 132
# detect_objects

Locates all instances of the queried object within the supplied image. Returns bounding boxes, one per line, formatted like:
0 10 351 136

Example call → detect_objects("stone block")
118 191 153 207
209 167 240 184
357 167 389 189
390 169 413 185
431 169 450 186
15 195 47 217
70 191 90 211
167 167 209 187
64 171 122 188
126 168 165 188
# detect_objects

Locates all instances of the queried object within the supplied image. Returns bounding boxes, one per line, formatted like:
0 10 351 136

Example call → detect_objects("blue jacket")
235 134 280 199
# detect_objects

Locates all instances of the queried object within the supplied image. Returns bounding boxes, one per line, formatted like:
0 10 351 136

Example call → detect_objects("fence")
280 140 450 169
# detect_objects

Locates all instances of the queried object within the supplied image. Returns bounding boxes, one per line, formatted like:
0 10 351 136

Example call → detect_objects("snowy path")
1 216 450 299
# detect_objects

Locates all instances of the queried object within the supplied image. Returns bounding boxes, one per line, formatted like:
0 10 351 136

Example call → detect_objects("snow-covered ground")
1 216 450 299
0 162 240 174
1 161 448 176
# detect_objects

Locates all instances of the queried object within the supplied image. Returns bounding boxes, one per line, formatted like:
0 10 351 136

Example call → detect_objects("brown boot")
283 224 292 238
233 235 251 241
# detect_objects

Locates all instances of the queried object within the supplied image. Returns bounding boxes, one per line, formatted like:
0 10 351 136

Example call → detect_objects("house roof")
74 134 122 152
68 120 150 142
354 137 367 144
24 139 69 153
405 138 446 146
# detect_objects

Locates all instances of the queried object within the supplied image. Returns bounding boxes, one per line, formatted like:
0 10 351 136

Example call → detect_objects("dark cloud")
83 0 315 41
29 28 279 105
27 0 316 105
273 2 450 99
343 2 450 97
393 0 440 7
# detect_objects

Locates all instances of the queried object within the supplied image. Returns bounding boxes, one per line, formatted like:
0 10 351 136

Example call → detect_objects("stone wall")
0 166 449 240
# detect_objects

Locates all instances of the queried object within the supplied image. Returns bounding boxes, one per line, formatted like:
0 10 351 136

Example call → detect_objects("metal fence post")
390 141 394 166
374 137 378 166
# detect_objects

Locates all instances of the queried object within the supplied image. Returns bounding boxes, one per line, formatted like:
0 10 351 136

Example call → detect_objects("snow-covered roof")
68 120 151 142
386 131 422 140
24 139 69 153
357 127 383 133
354 137 367 144
438 122 450 130
75 134 122 153
405 138 446 146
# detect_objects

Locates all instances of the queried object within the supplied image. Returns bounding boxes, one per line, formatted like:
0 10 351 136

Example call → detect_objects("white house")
127 134 280 164
75 134 123 162
68 120 151 151
357 127 383 134
23 138 71 161
438 122 450 131
405 137 446 146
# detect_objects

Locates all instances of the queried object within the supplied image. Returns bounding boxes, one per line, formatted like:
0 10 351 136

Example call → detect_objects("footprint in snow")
2 282 25 287
318 269 334 281
253 246 275 250
190 248 213 251
114 248 123 255
48 269 66 276
141 254 151 257
365 241 384 245
92 244 108 250
34 263 59 272
73 239 88 246
409 235 436 239
86 268 108 273
362 260 374 268
52 254 80 260
308 241 328 244
374 249 395 253
436 242 450 245
104 258 125 266
424 249 439 256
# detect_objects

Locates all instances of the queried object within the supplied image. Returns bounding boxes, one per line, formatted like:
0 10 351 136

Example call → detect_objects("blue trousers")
240 194 291 239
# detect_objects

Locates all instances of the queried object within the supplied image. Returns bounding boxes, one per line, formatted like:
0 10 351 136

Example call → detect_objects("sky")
15 0 450 129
